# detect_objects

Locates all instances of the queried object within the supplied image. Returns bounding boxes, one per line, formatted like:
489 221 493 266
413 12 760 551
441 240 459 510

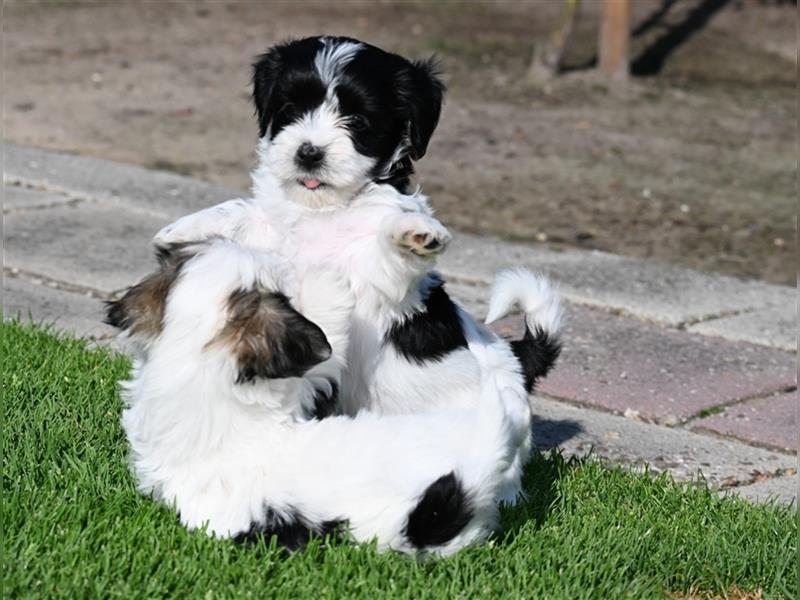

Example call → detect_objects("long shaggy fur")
152 36 562 505
114 241 529 556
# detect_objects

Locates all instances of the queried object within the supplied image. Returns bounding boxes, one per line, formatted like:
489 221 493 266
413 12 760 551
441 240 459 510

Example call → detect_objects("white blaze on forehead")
314 38 362 87
288 100 344 143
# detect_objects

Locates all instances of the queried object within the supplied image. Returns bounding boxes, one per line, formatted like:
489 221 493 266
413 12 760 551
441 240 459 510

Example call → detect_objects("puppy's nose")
296 142 325 167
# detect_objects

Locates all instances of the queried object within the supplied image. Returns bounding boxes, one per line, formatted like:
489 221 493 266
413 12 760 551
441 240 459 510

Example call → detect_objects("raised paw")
392 215 452 257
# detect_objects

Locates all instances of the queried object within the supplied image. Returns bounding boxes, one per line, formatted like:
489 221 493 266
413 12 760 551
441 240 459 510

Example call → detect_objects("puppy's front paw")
154 220 192 247
393 215 452 257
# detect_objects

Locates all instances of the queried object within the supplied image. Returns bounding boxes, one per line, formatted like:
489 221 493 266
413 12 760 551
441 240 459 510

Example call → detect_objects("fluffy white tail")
484 269 563 393
484 268 562 334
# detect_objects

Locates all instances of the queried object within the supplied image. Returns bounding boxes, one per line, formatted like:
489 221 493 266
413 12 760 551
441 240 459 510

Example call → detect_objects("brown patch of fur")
209 287 331 383
212 288 289 374
105 245 194 337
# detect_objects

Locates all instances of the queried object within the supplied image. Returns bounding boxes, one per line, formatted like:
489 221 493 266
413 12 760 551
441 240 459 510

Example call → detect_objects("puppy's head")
209 287 331 383
252 36 445 207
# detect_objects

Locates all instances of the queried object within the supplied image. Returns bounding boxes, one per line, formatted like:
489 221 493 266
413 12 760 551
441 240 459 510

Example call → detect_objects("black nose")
296 142 325 167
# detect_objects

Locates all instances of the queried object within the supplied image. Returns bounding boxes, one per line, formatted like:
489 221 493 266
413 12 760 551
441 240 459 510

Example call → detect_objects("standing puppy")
155 37 562 502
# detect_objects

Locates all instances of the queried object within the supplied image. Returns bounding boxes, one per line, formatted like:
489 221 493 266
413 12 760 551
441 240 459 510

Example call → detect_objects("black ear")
397 58 445 160
213 288 332 383
252 47 285 138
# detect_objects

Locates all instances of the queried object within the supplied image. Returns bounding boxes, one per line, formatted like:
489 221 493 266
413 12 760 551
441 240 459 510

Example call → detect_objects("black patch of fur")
404 472 473 549
153 241 203 268
234 508 344 551
252 37 324 139
305 379 339 420
104 296 133 331
510 325 562 393
386 276 467 364
394 57 445 161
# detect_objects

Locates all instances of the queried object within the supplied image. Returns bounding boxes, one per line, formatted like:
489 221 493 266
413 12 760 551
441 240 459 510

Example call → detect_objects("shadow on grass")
497 449 582 546
492 414 582 544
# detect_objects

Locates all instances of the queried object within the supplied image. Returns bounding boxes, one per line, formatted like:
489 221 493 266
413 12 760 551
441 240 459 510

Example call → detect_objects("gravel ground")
4 0 795 284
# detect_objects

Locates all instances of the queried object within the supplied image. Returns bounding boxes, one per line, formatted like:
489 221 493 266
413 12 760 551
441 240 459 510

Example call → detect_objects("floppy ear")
214 288 332 383
397 58 446 160
105 244 193 337
252 47 285 138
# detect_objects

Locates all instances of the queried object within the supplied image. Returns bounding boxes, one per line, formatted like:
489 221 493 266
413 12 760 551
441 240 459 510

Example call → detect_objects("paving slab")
689 303 796 352
4 143 242 220
3 276 114 340
532 395 795 494
4 201 163 294
691 390 798 452
3 183 78 211
724 474 797 506
492 304 796 424
439 231 794 329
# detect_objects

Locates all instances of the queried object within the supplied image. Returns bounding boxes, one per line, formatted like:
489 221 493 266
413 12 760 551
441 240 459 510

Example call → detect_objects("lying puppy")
155 36 562 502
108 240 530 556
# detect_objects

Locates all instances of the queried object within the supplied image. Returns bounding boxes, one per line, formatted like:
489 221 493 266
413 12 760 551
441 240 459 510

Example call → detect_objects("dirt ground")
5 1 796 285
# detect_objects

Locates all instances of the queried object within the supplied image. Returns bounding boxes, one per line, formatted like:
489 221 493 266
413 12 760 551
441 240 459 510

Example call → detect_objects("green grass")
4 320 797 599
695 406 726 420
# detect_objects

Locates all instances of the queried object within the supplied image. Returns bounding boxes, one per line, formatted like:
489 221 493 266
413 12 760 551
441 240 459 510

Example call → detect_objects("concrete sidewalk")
4 143 797 505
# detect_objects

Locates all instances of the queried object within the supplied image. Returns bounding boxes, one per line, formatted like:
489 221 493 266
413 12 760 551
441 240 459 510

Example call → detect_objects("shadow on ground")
565 0 734 74
632 0 733 75
532 415 583 450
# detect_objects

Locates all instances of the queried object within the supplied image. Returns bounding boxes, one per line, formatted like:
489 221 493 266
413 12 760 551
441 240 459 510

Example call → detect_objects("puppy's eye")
348 115 369 132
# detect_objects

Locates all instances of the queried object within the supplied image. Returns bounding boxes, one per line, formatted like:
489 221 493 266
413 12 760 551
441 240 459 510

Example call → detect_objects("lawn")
4 320 797 599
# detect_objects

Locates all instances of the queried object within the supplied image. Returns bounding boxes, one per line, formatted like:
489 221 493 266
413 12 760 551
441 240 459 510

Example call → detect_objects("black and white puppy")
154 36 562 503
109 240 528 555
251 35 443 205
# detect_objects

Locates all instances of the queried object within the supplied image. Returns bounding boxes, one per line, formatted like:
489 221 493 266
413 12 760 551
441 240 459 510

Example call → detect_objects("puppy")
154 36 562 502
108 240 530 556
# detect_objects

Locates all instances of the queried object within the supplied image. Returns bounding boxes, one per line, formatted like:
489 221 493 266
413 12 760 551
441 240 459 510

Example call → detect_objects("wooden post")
598 0 631 80
528 0 582 81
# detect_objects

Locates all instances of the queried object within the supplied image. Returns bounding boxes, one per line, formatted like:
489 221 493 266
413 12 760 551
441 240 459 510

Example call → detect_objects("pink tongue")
302 178 322 190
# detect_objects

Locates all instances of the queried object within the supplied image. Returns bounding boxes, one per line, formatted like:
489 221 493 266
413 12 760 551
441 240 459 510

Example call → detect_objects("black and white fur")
109 240 530 555
154 36 562 503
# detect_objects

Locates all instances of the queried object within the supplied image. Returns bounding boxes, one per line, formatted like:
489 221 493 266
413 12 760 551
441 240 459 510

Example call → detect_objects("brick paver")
689 305 796 352
491 304 796 424
692 390 798 452
533 395 795 489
